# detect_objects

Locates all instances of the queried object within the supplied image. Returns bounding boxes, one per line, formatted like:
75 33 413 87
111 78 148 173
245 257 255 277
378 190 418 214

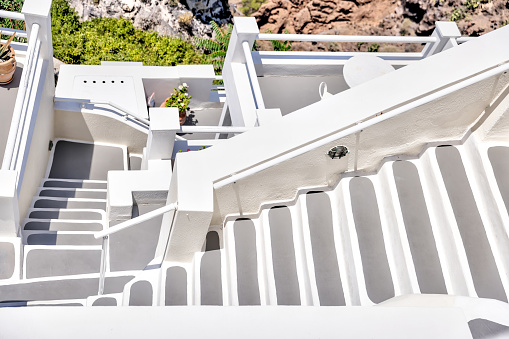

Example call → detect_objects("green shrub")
193 21 232 74
368 43 380 52
450 8 465 22
50 0 205 66
239 0 267 16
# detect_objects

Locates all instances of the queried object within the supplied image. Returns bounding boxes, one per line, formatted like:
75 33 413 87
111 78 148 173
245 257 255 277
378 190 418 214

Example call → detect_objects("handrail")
258 33 437 44
243 41 265 110
96 202 177 294
457 37 476 43
94 202 178 239
180 126 250 134
54 97 150 126
213 60 509 189
0 10 25 21
2 23 40 171
0 27 27 38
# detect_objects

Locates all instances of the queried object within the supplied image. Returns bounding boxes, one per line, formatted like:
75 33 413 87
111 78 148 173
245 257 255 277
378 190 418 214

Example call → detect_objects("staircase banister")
94 202 177 239
54 97 150 126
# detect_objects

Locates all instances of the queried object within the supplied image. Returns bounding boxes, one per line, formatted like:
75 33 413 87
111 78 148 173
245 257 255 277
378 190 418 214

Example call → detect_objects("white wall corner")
107 160 173 221
146 107 180 160
0 171 20 237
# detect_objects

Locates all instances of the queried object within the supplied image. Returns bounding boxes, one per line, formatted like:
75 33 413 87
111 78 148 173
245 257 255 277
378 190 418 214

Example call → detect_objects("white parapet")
0 170 19 237
146 107 180 161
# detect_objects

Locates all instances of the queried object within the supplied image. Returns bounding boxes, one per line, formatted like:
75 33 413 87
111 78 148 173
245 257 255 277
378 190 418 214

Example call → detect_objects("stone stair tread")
32 198 107 210
27 209 104 220
38 188 107 199
42 179 107 189
0 275 134 303
24 247 102 279
24 232 101 246
48 140 125 180
23 219 103 231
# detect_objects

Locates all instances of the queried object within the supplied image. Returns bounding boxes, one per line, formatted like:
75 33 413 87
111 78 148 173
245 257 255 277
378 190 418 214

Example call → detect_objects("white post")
222 17 260 127
146 107 180 161
422 21 461 58
22 0 54 67
0 171 20 237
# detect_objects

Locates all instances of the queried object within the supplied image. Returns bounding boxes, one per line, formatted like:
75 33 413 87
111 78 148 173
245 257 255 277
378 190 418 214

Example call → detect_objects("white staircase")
134 140 509 308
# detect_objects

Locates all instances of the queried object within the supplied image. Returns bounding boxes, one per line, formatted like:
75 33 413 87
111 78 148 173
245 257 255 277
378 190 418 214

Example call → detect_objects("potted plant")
160 83 192 125
0 32 17 85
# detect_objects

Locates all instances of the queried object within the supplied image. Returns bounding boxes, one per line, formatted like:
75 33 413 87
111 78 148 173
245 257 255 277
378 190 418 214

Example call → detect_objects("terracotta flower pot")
160 97 187 125
0 45 16 85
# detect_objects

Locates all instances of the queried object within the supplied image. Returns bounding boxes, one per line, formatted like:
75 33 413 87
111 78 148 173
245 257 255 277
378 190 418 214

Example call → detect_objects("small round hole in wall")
111 81 115 83
93 81 96 83
102 81 105 83
328 146 349 159
84 80 87 83
121 81 124 83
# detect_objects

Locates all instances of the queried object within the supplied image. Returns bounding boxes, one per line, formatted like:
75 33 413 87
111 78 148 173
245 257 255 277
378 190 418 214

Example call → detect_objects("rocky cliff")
68 0 232 39
253 0 509 51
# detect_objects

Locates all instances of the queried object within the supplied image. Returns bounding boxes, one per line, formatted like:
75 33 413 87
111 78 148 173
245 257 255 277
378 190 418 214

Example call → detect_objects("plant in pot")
0 32 17 85
160 83 192 125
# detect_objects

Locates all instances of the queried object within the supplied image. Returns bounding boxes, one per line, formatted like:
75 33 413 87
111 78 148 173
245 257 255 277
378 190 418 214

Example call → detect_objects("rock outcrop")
253 0 509 51
68 0 232 39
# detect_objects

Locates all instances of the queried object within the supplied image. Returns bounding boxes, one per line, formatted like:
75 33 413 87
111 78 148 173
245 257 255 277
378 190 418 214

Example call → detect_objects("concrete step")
37 187 107 200
32 198 107 210
0 275 135 303
42 179 107 190
23 231 102 246
24 246 102 279
27 209 104 221
23 219 104 232
48 140 125 180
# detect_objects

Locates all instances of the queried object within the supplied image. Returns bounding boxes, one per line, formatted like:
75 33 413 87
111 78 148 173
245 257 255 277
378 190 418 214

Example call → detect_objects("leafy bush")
239 0 267 16
450 8 465 22
368 43 380 52
50 0 205 66
194 21 232 74
266 29 292 51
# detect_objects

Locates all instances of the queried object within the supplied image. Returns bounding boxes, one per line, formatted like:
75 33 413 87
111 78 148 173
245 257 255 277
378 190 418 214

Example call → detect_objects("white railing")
54 97 151 126
214 59 509 189
94 202 178 294
0 10 27 38
257 33 437 44
1 24 40 187
180 126 250 134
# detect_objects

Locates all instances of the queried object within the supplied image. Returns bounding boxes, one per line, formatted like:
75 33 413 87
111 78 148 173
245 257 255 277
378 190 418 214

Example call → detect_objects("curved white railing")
53 97 151 126
2 23 40 178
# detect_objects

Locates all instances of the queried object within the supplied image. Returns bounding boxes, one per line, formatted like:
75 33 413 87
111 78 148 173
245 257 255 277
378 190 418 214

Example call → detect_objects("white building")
0 0 508 337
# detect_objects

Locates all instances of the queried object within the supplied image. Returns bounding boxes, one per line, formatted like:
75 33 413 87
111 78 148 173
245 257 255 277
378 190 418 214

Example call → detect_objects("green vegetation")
266 29 292 52
239 0 267 16
368 43 380 52
450 8 466 22
465 0 489 10
193 21 232 74
50 0 205 66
